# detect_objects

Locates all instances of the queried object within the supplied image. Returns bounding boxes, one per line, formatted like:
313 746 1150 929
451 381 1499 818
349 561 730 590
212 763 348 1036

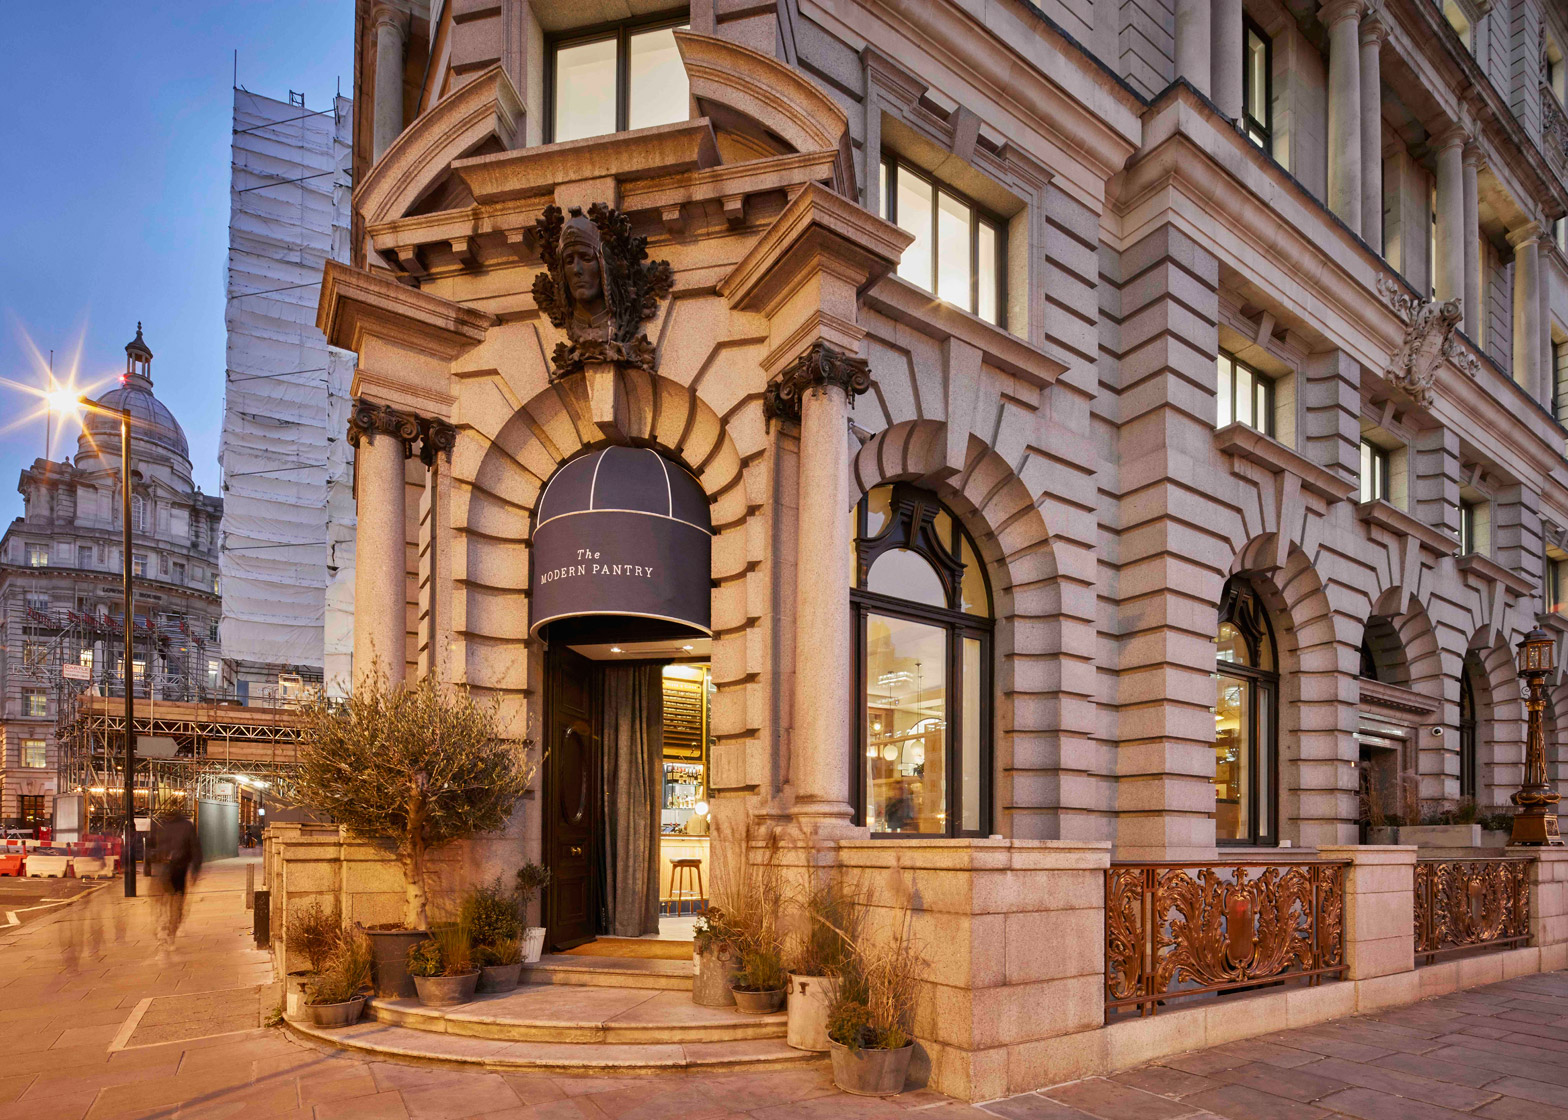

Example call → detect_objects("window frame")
851 484 994 839
1360 439 1391 503
20 740 46 770
22 690 47 719
1241 16 1273 154
879 158 1008 327
1460 500 1476 555
1459 665 1478 801
543 9 690 143
1216 349 1276 436
1214 580 1280 847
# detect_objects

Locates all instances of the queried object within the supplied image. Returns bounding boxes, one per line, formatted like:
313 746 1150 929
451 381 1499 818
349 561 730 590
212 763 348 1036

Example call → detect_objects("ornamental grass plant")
824 888 924 1052
286 901 343 974
307 928 373 1006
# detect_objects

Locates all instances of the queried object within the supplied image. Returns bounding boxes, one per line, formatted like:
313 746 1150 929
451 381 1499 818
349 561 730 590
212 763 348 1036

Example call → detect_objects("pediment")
674 31 855 198
356 66 524 226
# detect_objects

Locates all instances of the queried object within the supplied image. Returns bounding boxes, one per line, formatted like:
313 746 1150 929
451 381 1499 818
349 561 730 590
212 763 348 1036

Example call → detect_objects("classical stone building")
309 0 1568 1093
0 327 224 829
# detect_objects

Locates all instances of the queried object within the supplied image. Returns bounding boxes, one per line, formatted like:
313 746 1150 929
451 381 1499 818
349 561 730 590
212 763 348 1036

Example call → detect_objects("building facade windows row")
548 16 690 144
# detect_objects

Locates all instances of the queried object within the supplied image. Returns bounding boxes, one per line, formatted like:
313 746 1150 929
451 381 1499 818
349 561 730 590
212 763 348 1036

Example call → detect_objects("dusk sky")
0 3 352 501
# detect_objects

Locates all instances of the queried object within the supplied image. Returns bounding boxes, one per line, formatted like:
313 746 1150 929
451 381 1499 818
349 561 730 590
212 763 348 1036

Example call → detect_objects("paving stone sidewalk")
2 859 1565 1120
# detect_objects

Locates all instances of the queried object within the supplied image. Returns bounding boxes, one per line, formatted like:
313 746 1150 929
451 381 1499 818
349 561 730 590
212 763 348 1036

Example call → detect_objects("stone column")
1323 0 1365 235
1463 143 1482 337
1211 0 1243 120
1510 221 1544 397
416 418 457 681
1175 0 1213 99
768 342 871 834
1359 17 1387 247
372 5 407 163
1433 127 1467 304
348 399 418 686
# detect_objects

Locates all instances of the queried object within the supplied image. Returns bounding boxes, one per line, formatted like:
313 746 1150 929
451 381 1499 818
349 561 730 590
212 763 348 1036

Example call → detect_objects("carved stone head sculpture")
531 203 674 379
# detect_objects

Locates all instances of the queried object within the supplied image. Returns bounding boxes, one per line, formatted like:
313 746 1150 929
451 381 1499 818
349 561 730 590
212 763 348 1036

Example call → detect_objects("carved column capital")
371 3 408 34
1319 0 1365 30
1359 13 1388 46
418 417 458 466
763 342 871 423
347 398 420 458
1508 220 1545 248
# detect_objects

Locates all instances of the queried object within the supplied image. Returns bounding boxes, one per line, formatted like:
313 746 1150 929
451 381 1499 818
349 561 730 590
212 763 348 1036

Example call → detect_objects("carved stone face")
563 244 604 315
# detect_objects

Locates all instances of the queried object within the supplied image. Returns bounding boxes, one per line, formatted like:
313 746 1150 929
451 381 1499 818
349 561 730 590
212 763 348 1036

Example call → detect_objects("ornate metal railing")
1414 858 1531 964
1105 860 1348 1019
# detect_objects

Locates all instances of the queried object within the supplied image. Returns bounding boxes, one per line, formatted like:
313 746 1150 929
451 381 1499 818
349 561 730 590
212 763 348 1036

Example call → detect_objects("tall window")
1553 340 1568 426
20 740 46 769
1459 500 1477 554
1216 350 1274 435
1546 551 1566 613
77 545 93 568
1459 663 1479 801
1214 581 1278 845
27 543 49 567
880 160 1005 326
23 690 47 718
133 553 147 578
1242 19 1272 153
853 483 992 836
1360 439 1390 503
18 796 45 828
131 494 146 533
549 15 690 142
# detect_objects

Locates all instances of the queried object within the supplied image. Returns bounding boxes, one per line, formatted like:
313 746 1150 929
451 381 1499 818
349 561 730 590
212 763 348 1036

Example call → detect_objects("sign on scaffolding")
62 664 90 680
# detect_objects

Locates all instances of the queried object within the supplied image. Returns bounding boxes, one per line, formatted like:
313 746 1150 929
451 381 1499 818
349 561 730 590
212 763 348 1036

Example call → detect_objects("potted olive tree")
305 928 374 1027
293 671 536 998
515 863 551 964
825 903 924 1096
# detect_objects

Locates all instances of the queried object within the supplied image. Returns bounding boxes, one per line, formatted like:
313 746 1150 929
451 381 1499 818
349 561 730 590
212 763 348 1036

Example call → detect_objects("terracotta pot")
691 942 739 1007
364 929 429 999
521 927 546 964
731 986 785 1014
478 962 523 993
307 997 366 1028
786 973 836 1051
412 970 480 1006
828 1039 915 1096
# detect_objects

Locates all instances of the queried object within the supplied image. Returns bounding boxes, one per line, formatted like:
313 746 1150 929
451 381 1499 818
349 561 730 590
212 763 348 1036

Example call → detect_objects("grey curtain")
601 664 663 937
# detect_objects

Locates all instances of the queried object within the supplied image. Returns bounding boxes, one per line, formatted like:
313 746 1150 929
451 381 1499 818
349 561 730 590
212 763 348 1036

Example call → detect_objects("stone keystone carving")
531 203 674 379
1375 274 1480 406
764 341 872 423
347 398 421 458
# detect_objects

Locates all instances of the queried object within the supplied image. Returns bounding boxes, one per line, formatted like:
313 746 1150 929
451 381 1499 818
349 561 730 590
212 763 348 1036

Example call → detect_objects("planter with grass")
787 877 857 1051
731 938 787 1014
477 938 524 993
692 909 740 1007
286 902 345 1018
464 881 524 993
408 924 480 1006
824 893 924 1096
305 929 373 1028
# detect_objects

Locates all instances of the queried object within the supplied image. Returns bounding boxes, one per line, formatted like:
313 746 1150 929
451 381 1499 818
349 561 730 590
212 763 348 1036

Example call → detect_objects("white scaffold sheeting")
220 89 356 669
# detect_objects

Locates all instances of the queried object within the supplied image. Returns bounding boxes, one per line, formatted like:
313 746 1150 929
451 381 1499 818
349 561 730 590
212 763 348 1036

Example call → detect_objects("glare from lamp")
694 800 709 816
882 744 899 762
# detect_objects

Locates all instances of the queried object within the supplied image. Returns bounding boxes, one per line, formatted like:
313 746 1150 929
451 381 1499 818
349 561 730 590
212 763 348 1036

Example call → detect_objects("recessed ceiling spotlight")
682 644 693 651
610 646 623 654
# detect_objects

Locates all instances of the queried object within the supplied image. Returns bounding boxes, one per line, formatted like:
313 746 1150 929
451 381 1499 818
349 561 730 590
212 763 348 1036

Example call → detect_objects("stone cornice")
1357 498 1458 556
317 259 497 359
863 276 1068 390
1358 677 1442 716
451 118 721 206
1458 552 1537 597
1213 424 1359 503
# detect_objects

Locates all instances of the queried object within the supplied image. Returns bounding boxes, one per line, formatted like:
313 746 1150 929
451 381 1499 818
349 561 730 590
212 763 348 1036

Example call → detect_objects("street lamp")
1512 627 1563 846
49 391 140 895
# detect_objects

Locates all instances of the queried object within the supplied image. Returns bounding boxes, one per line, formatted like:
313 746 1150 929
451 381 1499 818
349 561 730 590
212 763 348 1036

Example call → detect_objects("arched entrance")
532 446 714 949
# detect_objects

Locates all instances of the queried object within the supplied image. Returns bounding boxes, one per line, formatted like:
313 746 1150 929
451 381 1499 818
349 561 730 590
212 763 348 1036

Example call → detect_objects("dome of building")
79 323 190 461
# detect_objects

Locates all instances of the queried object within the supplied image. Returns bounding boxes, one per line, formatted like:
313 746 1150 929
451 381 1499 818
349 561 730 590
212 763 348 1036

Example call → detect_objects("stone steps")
520 953 693 991
292 1017 816 1072
367 987 780 1044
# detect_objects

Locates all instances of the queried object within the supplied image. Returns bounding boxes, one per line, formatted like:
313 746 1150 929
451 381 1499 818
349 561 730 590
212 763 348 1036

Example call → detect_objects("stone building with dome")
0 325 223 830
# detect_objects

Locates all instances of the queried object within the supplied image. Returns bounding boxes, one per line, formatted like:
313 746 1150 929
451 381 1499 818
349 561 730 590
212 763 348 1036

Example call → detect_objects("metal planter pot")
691 942 739 1007
521 927 546 964
307 997 366 1029
828 1040 915 1096
730 986 785 1014
478 962 523 993
364 929 429 999
412 970 480 1006
786 973 836 1051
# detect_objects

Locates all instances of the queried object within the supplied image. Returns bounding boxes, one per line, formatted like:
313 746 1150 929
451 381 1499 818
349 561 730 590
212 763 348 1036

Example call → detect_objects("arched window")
852 483 992 836
1214 579 1278 845
131 495 146 534
1459 662 1479 801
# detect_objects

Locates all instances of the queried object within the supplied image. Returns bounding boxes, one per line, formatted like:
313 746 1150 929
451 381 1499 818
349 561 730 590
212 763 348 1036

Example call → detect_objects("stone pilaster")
1433 127 1467 305
1509 221 1544 399
1462 144 1483 338
1359 17 1387 247
1175 0 1213 98
416 417 457 681
1210 0 1243 119
1323 0 1366 235
1318 845 1416 981
371 5 407 163
348 399 419 686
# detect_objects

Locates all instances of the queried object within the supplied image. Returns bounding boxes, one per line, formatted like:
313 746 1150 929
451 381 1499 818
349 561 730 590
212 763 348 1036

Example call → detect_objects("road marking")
110 998 153 1052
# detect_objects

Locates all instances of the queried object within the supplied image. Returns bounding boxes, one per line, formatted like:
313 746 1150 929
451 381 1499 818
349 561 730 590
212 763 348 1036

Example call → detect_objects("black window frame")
1546 551 1563 613
1459 663 1478 801
544 8 690 143
879 158 1007 327
851 483 994 839
1214 580 1280 847
1242 16 1273 154
1216 349 1276 436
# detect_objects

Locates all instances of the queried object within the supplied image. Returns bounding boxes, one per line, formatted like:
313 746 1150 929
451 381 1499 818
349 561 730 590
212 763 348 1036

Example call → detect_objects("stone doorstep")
288 1018 819 1074
367 987 784 1044
520 953 694 991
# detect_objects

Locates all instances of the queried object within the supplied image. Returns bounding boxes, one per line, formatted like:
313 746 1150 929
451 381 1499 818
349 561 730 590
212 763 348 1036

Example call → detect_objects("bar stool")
667 858 704 915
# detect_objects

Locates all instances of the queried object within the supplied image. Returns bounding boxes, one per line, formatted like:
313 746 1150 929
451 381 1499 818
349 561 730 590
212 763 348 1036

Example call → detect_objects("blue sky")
0 3 352 502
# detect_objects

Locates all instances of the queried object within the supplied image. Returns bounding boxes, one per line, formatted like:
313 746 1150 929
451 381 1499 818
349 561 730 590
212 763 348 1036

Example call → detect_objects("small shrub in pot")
305 928 372 1028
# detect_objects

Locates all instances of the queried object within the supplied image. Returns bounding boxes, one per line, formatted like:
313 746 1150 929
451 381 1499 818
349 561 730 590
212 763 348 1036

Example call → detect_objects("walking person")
153 806 202 949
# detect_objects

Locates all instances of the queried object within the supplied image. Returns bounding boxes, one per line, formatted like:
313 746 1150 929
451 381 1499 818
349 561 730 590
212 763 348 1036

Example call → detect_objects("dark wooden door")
543 646 599 950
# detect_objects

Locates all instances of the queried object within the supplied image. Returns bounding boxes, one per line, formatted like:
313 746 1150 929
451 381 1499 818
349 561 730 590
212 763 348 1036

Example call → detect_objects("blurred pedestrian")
152 807 202 948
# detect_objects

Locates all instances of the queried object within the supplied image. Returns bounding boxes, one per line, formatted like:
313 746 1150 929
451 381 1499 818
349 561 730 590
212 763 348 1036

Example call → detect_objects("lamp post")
1511 627 1563 846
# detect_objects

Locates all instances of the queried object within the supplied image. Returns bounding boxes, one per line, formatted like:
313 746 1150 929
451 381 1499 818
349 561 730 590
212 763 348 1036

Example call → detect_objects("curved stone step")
522 954 693 990
290 1019 817 1073
368 986 783 1044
